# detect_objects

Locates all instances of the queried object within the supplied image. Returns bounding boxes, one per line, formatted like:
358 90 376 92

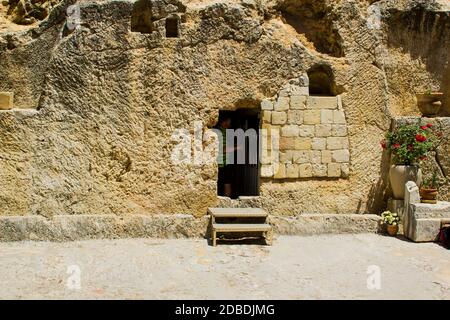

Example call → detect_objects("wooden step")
212 223 272 232
208 207 268 218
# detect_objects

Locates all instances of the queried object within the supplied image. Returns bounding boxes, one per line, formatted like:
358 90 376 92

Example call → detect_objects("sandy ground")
0 234 449 300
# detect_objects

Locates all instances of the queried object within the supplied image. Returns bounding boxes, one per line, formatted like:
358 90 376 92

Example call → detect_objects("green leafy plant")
381 211 400 226
422 171 439 189
381 122 442 165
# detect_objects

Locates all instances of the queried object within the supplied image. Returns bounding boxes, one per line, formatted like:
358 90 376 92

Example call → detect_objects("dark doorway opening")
216 109 261 199
307 64 336 96
165 17 179 38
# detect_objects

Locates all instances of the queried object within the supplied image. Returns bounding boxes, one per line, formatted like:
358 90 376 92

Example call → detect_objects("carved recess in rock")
131 0 185 37
277 0 344 57
5 0 61 25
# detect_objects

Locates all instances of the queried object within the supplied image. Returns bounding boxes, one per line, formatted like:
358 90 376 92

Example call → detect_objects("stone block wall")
260 84 350 180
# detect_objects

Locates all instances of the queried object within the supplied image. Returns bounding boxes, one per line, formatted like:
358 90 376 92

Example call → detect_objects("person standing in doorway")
217 115 235 198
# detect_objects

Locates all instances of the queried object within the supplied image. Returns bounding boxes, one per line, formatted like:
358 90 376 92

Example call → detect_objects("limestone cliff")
0 0 448 217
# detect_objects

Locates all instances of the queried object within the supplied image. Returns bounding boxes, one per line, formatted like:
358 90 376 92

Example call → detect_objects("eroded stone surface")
0 0 448 219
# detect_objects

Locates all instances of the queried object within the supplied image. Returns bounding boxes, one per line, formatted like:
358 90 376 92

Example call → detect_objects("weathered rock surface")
0 213 380 241
0 0 448 221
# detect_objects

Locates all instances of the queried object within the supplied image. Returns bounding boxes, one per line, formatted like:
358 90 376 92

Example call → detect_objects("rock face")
3 0 61 25
0 0 449 220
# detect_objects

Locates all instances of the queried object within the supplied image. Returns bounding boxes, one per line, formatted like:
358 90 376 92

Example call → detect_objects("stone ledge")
0 214 381 242
412 201 450 219
0 214 210 242
270 214 381 235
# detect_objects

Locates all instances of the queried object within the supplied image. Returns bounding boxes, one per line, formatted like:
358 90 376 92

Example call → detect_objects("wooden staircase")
208 208 273 246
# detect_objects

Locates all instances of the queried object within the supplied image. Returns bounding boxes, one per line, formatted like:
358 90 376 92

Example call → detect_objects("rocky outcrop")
3 0 61 25
0 0 448 221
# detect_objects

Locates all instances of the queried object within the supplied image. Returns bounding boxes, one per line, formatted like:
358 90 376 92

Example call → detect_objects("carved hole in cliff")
216 109 260 199
278 0 344 57
307 64 336 96
131 0 155 33
165 17 179 38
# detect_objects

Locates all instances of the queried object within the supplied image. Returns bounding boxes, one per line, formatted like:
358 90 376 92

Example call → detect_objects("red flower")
380 140 387 149
415 134 427 142
420 125 428 130
393 143 401 149
427 123 433 128
420 156 427 161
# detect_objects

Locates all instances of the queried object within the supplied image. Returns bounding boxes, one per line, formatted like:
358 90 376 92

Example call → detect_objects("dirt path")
0 234 448 299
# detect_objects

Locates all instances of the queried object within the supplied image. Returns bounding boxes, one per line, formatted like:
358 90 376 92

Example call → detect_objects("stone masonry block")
260 150 273 165
298 125 315 137
290 96 307 110
312 138 326 150
299 163 313 178
261 99 273 110
332 124 347 136
293 150 310 164
280 137 295 150
271 111 287 125
332 149 350 163
315 124 331 137
274 97 290 111
274 164 286 179
333 110 346 124
287 110 303 124
327 137 349 150
320 109 334 124
0 92 13 110
341 164 350 178
307 96 338 109
286 163 299 178
311 150 322 164
280 151 293 163
281 125 299 137
295 137 312 150
304 110 321 124
328 163 341 177
290 86 309 96
261 165 274 177
322 150 332 163
312 164 327 177
262 111 271 123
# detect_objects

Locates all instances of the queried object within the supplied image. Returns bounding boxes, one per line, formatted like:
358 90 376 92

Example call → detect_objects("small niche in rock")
307 64 336 96
165 17 179 38
278 0 344 58
131 0 155 33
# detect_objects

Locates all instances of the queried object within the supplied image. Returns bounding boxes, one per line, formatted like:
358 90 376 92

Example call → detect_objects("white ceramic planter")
389 165 422 200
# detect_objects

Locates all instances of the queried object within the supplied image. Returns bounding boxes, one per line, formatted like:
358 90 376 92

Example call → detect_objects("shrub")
380 122 442 165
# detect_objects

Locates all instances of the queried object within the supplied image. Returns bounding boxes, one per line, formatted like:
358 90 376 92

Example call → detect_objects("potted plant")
381 211 400 236
420 171 439 204
381 122 440 199
416 89 443 117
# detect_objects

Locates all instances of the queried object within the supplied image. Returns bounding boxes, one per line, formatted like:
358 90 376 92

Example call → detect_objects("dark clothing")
218 165 234 184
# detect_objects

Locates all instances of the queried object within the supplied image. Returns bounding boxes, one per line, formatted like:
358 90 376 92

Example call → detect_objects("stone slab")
0 92 13 110
270 214 380 235
404 182 450 242
0 213 381 242
411 201 450 219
